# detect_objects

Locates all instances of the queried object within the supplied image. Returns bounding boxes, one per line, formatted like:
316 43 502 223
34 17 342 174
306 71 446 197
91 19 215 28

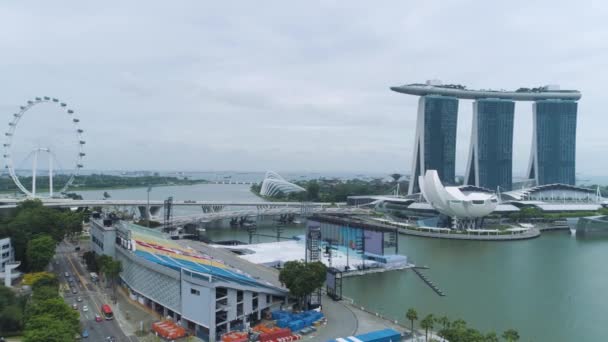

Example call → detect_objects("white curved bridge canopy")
419 170 497 218
260 171 305 197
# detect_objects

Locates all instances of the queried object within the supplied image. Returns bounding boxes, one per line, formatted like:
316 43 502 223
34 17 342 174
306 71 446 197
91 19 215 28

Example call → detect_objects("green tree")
83 251 98 271
0 200 82 272
420 314 434 341
23 314 75 342
0 285 24 333
31 286 59 301
0 304 23 333
436 315 450 330
105 259 123 298
484 332 499 342
306 181 320 201
25 298 79 333
279 260 327 309
406 308 418 336
502 329 520 342
26 235 56 272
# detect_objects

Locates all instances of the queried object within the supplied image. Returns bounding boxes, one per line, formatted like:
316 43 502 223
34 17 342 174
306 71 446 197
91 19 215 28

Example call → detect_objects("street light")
146 186 152 228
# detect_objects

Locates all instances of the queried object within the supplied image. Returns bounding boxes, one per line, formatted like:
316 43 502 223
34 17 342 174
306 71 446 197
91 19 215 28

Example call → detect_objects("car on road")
72 303 78 310
82 329 89 338
77 296 82 302
82 305 88 312
65 272 69 277
72 288 78 294
105 337 116 342
95 314 103 322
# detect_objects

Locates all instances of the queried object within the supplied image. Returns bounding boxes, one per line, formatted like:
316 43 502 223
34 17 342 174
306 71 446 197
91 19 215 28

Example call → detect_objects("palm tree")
435 315 450 331
502 329 520 342
420 314 434 341
406 308 418 338
484 332 499 342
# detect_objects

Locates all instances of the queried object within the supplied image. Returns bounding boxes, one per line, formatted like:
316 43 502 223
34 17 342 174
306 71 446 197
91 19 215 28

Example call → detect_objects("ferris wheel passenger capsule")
44 96 50 100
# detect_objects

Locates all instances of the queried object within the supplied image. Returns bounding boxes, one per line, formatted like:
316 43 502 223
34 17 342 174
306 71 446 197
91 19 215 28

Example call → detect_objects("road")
54 240 133 342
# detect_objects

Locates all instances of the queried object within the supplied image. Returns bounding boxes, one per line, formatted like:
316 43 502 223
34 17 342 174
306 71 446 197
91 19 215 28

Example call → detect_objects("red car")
95 314 103 322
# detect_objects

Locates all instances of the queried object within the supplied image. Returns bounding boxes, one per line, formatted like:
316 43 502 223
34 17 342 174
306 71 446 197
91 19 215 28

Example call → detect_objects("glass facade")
534 100 577 185
423 96 458 186
475 99 515 191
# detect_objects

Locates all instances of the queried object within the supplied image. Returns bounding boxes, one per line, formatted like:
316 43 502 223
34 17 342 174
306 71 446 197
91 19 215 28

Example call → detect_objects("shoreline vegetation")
0 174 209 195
249 177 407 202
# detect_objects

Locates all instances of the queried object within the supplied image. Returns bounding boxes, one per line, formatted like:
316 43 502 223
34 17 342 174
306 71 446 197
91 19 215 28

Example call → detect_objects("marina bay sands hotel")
391 81 581 195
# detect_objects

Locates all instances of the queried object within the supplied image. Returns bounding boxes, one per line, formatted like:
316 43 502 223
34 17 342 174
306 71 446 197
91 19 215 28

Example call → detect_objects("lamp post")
146 186 152 228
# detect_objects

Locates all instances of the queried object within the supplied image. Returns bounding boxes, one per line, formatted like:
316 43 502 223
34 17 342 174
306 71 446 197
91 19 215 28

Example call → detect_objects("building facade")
91 220 287 342
465 99 515 191
0 237 20 287
90 219 116 257
409 95 459 194
528 100 577 185
0 238 14 273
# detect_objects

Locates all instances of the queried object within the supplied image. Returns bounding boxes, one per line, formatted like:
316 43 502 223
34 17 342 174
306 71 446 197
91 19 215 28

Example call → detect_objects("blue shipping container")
354 328 401 342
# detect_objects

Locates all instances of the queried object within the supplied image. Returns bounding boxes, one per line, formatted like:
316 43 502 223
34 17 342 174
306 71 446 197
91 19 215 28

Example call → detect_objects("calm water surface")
80 184 608 341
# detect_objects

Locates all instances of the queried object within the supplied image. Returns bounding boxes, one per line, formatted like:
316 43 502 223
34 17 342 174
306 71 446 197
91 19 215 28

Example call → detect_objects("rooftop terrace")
391 81 581 101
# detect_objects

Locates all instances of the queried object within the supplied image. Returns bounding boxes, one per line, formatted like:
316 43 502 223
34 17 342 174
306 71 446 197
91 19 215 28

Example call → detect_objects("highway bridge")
170 207 370 225
0 198 353 223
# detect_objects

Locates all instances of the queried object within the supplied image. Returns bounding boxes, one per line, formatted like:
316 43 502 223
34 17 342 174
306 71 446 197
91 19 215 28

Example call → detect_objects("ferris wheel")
3 97 85 198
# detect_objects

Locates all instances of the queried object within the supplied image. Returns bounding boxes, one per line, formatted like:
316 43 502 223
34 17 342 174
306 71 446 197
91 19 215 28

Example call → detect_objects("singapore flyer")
3 96 85 198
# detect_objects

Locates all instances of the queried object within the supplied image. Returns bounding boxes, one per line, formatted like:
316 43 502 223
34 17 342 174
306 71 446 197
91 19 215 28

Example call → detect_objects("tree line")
0 273 80 341
0 200 83 273
252 177 408 202
405 308 520 342
82 251 122 300
0 173 207 192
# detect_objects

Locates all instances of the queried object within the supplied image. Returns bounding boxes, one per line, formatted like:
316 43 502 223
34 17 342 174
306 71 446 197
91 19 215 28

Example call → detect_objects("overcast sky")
0 1 606 176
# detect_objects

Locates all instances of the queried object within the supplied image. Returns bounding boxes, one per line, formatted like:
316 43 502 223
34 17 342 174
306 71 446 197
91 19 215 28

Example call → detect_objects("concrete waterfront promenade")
395 226 541 241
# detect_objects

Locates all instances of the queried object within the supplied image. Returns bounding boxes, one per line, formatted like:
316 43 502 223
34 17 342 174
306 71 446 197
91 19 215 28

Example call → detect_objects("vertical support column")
32 149 38 197
49 152 53 197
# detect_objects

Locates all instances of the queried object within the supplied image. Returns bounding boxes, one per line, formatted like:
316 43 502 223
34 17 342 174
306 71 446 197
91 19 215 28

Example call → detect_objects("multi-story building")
91 220 287 341
0 238 14 272
408 95 459 194
90 218 116 257
528 99 578 185
465 99 515 191
0 237 20 287
391 81 581 192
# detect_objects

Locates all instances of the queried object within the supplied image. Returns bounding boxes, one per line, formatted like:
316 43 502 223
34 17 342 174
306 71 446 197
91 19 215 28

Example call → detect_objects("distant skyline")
0 1 606 175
